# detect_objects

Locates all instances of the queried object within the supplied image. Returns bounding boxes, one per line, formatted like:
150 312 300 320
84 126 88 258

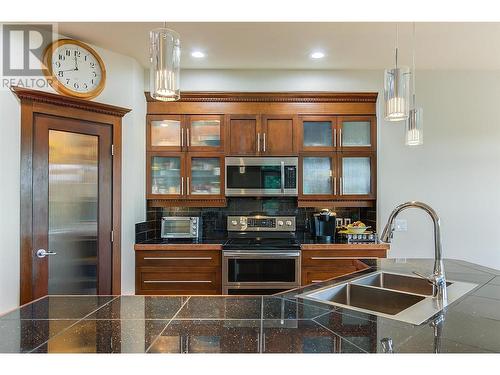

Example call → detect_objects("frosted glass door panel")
342 157 371 195
303 121 333 147
151 119 181 147
48 130 98 294
303 157 333 195
190 120 221 147
190 158 221 195
341 121 371 147
151 156 181 195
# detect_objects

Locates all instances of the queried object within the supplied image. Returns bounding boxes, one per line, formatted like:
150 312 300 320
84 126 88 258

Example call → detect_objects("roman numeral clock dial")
43 39 106 99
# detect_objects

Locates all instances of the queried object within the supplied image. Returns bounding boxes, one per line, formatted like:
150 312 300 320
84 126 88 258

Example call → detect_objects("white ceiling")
57 22 500 70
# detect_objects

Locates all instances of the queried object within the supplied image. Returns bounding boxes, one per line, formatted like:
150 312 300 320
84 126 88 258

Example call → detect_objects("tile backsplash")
136 198 376 242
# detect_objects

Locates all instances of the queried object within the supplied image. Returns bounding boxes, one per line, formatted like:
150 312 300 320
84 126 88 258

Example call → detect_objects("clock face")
45 40 106 98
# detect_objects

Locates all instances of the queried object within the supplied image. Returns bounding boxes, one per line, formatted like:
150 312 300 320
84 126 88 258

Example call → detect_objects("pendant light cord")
395 23 399 68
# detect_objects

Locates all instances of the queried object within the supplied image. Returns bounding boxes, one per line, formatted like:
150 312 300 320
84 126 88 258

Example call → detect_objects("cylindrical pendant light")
149 26 181 101
384 24 410 121
405 23 423 146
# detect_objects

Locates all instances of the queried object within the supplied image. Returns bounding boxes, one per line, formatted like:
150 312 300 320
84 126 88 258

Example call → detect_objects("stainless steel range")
222 215 300 295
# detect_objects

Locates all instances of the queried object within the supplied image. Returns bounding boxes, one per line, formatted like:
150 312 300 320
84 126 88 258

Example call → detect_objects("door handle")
36 249 57 258
257 133 261 153
263 133 266 152
181 177 184 195
186 128 190 147
187 177 190 195
181 128 184 148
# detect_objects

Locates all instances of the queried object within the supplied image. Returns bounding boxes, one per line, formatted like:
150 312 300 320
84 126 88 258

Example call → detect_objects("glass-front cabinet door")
300 155 338 198
147 115 183 152
186 154 224 198
300 116 337 151
338 116 376 151
147 152 185 199
339 152 375 198
187 115 224 152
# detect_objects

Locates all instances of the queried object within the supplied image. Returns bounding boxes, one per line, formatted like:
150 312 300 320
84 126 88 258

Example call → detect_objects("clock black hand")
74 55 79 71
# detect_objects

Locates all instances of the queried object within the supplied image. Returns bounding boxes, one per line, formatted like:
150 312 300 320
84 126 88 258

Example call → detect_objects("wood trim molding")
14 87 129 303
148 198 227 208
12 86 131 117
145 91 378 103
297 200 375 208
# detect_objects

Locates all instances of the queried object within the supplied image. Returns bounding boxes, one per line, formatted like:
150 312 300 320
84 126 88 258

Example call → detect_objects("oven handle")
280 161 285 193
223 251 300 258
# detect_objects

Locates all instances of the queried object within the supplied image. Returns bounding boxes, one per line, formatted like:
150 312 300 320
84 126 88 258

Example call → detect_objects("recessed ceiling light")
310 51 325 59
191 51 205 58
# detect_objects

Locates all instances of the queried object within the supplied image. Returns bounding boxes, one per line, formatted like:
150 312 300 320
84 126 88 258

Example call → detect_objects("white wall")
179 69 500 270
0 28 146 314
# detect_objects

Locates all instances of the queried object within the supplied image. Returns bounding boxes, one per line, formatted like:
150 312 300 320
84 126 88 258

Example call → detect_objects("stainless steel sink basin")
297 271 477 325
351 272 452 296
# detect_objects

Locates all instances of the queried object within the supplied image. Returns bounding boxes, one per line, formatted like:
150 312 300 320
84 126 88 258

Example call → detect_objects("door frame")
12 87 130 304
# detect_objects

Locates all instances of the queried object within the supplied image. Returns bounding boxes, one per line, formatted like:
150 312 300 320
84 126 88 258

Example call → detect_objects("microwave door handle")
281 163 285 193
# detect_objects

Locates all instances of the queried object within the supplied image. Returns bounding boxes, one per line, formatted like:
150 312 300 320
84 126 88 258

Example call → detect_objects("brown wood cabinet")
145 92 378 207
300 245 388 286
135 248 222 295
147 152 225 201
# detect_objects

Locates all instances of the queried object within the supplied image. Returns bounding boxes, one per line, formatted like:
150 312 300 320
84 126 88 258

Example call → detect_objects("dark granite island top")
1 258 499 353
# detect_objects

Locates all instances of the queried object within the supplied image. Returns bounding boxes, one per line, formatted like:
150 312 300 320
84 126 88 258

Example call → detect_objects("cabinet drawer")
302 268 365 286
302 251 378 267
137 267 220 295
136 250 221 268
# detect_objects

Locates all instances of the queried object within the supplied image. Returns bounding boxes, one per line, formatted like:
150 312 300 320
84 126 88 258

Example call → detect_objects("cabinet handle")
312 280 326 283
263 133 266 152
339 128 342 147
143 257 213 260
257 133 261 152
187 177 190 195
181 177 184 195
340 177 343 195
187 128 190 147
144 280 212 284
310 257 379 260
181 128 184 148
333 176 337 195
334 128 337 147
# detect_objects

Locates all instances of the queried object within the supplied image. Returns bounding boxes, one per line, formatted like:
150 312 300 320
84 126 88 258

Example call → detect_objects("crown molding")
12 86 131 117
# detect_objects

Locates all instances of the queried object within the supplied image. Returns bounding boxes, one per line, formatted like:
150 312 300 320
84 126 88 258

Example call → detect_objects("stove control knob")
239 218 246 225
285 220 292 226
277 220 284 226
231 220 238 226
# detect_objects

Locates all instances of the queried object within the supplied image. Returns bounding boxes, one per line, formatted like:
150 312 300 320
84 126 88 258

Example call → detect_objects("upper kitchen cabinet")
147 114 225 152
227 115 260 155
186 153 225 198
227 114 296 155
147 115 183 152
299 153 338 200
147 152 185 199
338 152 376 200
338 116 376 152
261 115 297 155
186 115 225 152
299 116 337 152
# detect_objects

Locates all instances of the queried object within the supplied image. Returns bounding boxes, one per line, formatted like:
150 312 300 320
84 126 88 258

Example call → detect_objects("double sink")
297 271 477 325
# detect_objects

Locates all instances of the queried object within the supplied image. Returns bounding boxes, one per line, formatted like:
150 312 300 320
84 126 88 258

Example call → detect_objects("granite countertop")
1 258 499 353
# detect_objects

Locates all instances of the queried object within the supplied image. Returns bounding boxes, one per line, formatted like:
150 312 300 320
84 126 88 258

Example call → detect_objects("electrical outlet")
394 219 408 232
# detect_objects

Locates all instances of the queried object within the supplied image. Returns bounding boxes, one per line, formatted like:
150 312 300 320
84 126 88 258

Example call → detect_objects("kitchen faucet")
381 201 447 303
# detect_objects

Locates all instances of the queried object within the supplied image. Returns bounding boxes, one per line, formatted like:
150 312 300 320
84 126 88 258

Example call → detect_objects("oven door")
222 250 301 294
225 157 298 196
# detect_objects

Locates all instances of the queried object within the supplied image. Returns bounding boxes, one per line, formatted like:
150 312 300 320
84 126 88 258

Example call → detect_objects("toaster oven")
161 217 202 239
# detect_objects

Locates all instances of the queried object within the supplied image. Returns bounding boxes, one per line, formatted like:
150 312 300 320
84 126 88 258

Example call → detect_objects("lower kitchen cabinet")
300 245 388 286
135 249 222 295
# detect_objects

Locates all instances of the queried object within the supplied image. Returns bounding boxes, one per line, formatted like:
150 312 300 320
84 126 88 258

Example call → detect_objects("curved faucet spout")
381 201 447 302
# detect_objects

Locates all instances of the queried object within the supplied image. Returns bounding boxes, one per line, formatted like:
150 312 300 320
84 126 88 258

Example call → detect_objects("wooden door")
186 115 225 152
31 114 113 298
338 116 377 152
299 116 338 152
338 152 376 200
227 115 260 155
146 152 186 199
147 115 184 152
261 115 296 155
186 153 225 199
299 152 338 200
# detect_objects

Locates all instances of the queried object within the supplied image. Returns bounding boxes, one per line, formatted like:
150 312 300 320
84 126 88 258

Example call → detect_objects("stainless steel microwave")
161 217 201 238
225 157 298 196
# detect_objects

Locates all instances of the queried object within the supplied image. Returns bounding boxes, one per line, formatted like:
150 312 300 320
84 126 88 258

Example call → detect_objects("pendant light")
405 23 424 146
384 24 410 121
149 23 181 101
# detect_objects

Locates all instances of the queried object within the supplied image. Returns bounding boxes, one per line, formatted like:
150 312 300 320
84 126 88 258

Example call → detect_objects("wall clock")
43 39 106 99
